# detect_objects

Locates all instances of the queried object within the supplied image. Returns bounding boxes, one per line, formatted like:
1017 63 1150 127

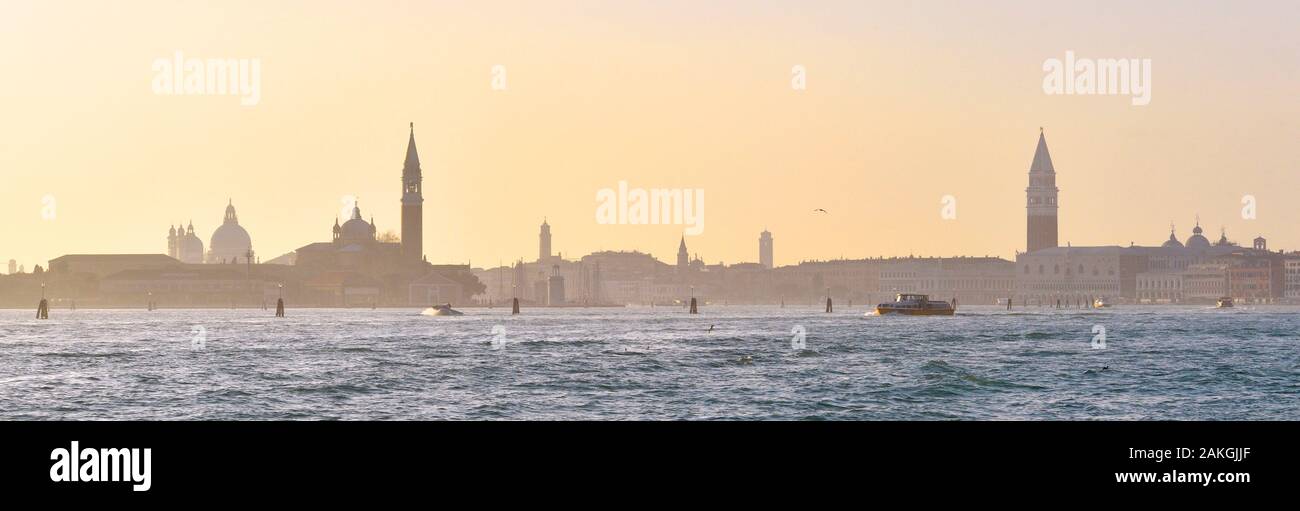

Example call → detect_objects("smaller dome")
1161 228 1183 248
1216 228 1231 246
178 224 205 263
182 233 203 252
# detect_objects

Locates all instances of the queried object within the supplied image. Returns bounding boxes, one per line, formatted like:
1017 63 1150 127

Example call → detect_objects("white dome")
210 223 252 255
208 202 253 263
338 204 375 244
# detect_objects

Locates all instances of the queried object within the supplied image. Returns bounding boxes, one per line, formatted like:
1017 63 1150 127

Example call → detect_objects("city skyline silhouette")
3 1 1298 272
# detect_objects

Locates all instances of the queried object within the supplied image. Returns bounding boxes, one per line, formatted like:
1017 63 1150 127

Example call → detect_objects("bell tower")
401 122 424 263
1026 129 1059 253
539 219 552 261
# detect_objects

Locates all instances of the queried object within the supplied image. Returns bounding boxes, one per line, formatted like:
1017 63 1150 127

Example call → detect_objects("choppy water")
1 305 1298 420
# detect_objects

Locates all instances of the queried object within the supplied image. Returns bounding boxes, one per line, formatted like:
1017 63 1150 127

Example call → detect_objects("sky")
1 0 1297 270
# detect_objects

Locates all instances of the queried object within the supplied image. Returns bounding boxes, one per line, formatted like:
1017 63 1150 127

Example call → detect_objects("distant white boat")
874 294 955 316
1093 297 1112 308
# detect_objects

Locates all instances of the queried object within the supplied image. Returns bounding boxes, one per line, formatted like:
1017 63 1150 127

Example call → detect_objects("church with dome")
208 201 254 264
165 201 255 265
37 123 479 308
1014 130 1284 305
167 221 206 264
291 123 483 305
295 200 404 275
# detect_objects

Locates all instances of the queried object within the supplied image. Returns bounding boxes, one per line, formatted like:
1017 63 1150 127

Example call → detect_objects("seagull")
813 208 829 214
707 325 715 332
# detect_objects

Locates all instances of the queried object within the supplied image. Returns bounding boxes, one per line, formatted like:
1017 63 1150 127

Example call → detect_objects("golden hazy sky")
2 0 1297 269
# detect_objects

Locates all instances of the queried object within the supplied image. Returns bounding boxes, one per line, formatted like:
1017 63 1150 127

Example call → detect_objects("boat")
1093 297 1112 308
421 304 464 316
1216 296 1234 308
873 294 955 316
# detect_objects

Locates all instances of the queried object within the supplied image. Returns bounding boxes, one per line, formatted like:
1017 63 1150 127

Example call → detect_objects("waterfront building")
1136 271 1183 304
1181 264 1229 303
48 254 181 279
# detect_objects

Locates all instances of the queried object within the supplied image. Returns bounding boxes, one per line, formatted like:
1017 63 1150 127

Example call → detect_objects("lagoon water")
1 305 1297 420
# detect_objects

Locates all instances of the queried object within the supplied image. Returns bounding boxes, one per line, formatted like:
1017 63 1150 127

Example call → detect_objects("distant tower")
1026 129 1059 253
401 122 424 263
539 219 552 261
1254 236 1267 251
332 217 341 242
548 264 566 305
677 236 689 273
759 229 774 269
167 225 178 259
6 259 15 275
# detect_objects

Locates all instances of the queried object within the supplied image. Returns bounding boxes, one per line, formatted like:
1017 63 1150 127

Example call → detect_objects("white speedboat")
422 304 464 316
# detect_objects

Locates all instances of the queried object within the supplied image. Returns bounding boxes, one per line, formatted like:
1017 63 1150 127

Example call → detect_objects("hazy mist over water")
1 306 1297 420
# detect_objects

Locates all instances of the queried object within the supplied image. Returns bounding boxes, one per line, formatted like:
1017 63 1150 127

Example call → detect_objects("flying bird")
813 208 829 214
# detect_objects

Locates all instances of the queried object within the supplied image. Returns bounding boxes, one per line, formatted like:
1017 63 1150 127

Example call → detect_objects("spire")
351 200 362 220
404 122 421 171
1029 129 1055 173
678 236 687 252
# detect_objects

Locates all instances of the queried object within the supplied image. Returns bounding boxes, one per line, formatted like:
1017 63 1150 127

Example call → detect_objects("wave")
918 360 1046 393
